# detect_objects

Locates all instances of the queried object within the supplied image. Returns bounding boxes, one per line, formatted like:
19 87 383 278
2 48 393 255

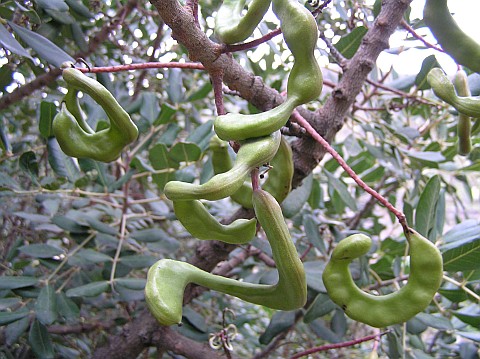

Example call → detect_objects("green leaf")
18 243 64 259
149 143 178 190
34 285 57 325
36 0 69 11
441 220 480 250
84 217 117 235
324 170 358 211
65 0 93 18
415 55 440 90
282 173 313 218
114 278 146 290
169 142 202 163
442 238 480 272
259 311 296 345
438 288 469 303
166 68 184 103
75 249 112 263
187 81 212 101
416 313 454 330
303 215 326 253
5 316 30 346
39 102 57 138
304 293 335 323
0 22 33 60
0 276 38 289
56 292 79 322
0 309 29 325
8 22 74 67
140 92 161 124
120 255 158 268
19 151 39 182
154 103 177 126
185 120 214 151
29 320 54 359
453 311 480 327
66 281 109 297
304 261 326 292
334 26 367 59
52 215 89 233
415 175 440 239
47 137 81 182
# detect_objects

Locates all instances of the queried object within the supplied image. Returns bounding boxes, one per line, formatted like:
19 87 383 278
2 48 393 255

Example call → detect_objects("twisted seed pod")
215 0 272 44
424 0 480 74
322 229 443 327
145 189 307 325
164 131 280 201
213 0 322 141
209 135 254 208
53 66 138 162
453 70 473 156
209 135 294 207
428 68 480 117
172 200 257 244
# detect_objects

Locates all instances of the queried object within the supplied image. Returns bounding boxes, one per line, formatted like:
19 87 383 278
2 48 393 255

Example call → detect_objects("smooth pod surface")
215 0 271 44
428 68 480 118
172 200 256 244
453 69 473 156
53 67 138 162
322 230 443 327
424 0 480 74
164 131 281 201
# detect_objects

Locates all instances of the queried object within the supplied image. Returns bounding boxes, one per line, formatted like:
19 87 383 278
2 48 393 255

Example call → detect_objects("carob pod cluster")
53 63 138 162
145 0 322 326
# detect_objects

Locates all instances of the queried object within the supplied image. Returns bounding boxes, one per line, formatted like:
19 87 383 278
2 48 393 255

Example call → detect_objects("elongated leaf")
415 55 440 90
18 243 63 259
29 320 54 359
75 249 112 263
334 26 367 59
169 142 201 163
0 309 29 325
8 22 74 67
443 238 480 272
120 255 157 268
304 293 335 323
39 102 57 138
114 278 146 290
441 220 480 250
66 281 109 297
0 22 33 60
35 285 57 325
282 173 313 217
324 170 358 211
259 311 296 345
0 276 38 290
47 137 81 182
415 175 441 239
5 316 30 346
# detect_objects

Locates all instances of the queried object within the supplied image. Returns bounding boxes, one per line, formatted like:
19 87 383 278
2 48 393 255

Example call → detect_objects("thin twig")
223 28 282 53
400 19 444 53
76 61 205 73
290 331 390 359
291 110 408 233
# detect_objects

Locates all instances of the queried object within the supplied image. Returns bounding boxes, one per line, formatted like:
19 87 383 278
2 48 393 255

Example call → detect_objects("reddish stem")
290 331 389 359
291 111 408 233
223 28 282 53
251 168 260 191
76 62 205 73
